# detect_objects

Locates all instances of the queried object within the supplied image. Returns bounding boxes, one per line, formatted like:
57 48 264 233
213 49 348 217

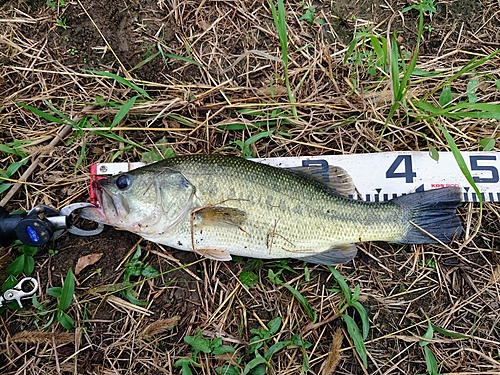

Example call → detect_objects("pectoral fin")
194 206 246 229
195 248 233 261
296 244 358 265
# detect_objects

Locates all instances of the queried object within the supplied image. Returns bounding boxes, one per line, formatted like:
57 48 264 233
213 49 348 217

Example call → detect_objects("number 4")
386 155 416 183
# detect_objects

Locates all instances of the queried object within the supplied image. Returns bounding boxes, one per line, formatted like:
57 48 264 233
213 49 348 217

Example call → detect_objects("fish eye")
115 175 131 190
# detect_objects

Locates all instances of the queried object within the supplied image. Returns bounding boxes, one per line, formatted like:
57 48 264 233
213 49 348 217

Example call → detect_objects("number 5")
470 155 499 183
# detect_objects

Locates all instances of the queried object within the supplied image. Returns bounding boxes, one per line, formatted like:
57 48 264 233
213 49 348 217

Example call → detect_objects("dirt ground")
1 0 500 374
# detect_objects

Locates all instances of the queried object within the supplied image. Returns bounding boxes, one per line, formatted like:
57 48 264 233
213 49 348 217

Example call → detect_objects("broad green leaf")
173 358 194 375
466 78 480 103
110 96 138 129
264 340 292 360
184 335 211 354
211 344 235 355
267 316 282 335
424 346 439 375
2 275 19 292
141 264 159 278
57 311 74 330
21 245 38 256
0 183 11 194
351 300 370 340
59 268 74 311
6 159 28 177
23 255 34 276
352 284 361 301
439 85 453 108
268 269 283 285
342 313 368 367
243 352 267 375
429 146 439 161
239 270 259 288
48 286 62 298
6 255 25 275
0 144 15 154
479 138 495 151
419 321 434 346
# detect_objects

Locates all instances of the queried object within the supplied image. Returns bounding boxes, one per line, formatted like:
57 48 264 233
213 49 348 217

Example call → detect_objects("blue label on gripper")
26 226 40 243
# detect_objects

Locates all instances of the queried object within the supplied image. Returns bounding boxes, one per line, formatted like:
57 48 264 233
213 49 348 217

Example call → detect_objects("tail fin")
392 187 462 244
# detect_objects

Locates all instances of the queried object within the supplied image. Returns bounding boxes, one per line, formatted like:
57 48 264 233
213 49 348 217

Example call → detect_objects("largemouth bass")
80 154 462 265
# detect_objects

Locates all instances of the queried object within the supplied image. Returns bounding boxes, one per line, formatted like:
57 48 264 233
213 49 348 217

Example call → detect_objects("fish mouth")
80 181 124 226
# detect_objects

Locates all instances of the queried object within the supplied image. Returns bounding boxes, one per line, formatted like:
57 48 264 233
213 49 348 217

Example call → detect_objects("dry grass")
1 0 500 374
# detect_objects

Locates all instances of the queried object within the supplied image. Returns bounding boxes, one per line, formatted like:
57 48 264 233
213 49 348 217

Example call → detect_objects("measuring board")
90 151 500 203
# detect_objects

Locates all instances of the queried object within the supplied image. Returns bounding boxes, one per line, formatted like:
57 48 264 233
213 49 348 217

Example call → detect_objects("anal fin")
296 244 358 265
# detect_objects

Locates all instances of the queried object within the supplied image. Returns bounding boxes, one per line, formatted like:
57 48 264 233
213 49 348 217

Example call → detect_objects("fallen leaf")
75 253 103 275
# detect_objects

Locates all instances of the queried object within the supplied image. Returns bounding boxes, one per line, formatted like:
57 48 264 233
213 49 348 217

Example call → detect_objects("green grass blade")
282 284 317 322
110 96 138 129
87 70 152 100
244 130 274 146
163 52 202 66
389 34 400 100
436 122 482 209
16 102 66 125
431 323 470 339
328 266 352 304
129 51 160 72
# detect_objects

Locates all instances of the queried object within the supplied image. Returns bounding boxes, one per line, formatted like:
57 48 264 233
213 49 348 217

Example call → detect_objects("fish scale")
81 154 462 265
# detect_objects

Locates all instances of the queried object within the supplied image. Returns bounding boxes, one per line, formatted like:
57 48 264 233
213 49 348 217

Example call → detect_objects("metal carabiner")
52 202 104 239
0 277 39 309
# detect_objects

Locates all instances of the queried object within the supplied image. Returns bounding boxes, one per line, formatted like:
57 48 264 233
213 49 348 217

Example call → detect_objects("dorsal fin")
287 165 356 197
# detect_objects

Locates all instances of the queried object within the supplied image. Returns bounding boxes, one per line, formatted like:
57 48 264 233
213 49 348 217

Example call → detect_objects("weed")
239 270 259 288
121 246 159 306
0 141 30 194
244 316 311 374
299 5 324 26
269 0 297 118
142 137 175 162
56 18 67 29
417 320 469 375
479 138 495 151
46 0 65 9
174 331 236 375
328 267 370 368
6 243 37 277
48 249 59 256
268 269 316 322
223 130 274 158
